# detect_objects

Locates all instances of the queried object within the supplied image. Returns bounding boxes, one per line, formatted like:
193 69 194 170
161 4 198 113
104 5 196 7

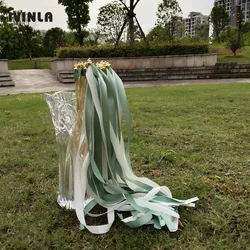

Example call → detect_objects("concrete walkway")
0 69 250 96
0 69 75 96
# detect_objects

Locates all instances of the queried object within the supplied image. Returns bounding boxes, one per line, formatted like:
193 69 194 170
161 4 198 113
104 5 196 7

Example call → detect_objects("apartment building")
214 0 250 25
183 12 209 37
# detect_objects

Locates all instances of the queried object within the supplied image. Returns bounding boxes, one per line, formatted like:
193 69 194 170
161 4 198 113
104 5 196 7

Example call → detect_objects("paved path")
0 69 75 96
1 69 250 96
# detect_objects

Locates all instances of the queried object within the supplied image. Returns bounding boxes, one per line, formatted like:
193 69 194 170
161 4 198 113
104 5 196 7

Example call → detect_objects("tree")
242 20 250 45
65 29 89 46
0 0 13 23
146 25 169 42
43 28 67 57
224 8 244 57
242 21 250 33
58 0 93 45
0 23 43 59
195 24 209 42
126 23 142 42
97 1 127 44
236 9 244 43
115 0 147 46
210 6 229 41
17 24 43 59
66 31 78 46
218 26 235 43
0 1 13 58
156 0 182 42
0 23 16 59
84 28 103 46
226 7 244 56
0 1 43 59
0 1 21 59
226 37 243 56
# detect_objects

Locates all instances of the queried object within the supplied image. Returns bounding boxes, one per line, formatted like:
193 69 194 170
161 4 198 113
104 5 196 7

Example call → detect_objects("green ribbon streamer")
73 65 198 234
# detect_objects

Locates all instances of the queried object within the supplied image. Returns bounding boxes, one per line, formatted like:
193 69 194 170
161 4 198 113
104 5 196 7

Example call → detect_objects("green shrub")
56 43 209 58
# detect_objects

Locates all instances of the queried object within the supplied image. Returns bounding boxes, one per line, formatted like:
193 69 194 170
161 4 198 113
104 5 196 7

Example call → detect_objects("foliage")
83 29 103 46
0 23 17 59
65 30 89 46
176 36 203 44
210 6 229 41
146 25 169 42
0 1 14 58
156 0 182 41
243 30 250 46
0 84 250 249
223 9 244 57
0 22 44 59
0 1 44 59
126 23 142 42
178 24 210 44
58 0 93 45
242 21 250 33
114 0 148 46
236 10 245 45
43 28 67 57
0 0 13 23
217 26 235 43
226 38 244 56
18 24 44 59
195 24 209 42
56 43 209 58
156 0 182 25
97 1 127 44
65 31 78 46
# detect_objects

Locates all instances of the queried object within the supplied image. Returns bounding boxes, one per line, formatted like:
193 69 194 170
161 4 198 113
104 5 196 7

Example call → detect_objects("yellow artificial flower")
96 60 111 70
74 59 110 71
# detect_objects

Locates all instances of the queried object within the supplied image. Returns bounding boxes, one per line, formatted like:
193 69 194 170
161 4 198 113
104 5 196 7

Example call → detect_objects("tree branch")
117 0 130 12
115 18 128 47
133 0 141 9
134 16 148 45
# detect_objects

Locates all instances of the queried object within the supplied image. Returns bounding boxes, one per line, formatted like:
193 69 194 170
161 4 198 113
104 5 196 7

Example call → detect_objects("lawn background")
0 84 249 249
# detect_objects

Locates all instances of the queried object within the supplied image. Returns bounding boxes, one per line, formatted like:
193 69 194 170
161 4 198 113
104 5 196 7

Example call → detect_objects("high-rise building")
214 0 249 25
183 12 209 37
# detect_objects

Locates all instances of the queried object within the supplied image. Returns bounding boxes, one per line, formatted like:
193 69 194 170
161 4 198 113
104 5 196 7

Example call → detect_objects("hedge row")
57 43 209 58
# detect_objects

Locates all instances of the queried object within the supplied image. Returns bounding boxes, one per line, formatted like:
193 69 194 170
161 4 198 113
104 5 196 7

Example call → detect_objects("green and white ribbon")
73 65 198 234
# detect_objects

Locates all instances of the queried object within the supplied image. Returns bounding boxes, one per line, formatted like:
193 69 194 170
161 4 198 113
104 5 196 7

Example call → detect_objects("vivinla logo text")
8 11 53 23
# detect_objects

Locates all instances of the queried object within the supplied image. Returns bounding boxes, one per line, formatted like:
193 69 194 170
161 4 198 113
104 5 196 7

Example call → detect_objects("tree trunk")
76 0 83 45
117 0 145 46
129 0 135 45
77 26 83 45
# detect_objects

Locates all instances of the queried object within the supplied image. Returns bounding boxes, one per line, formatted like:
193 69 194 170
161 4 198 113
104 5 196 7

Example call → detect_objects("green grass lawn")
210 44 250 63
8 58 55 70
0 84 249 249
